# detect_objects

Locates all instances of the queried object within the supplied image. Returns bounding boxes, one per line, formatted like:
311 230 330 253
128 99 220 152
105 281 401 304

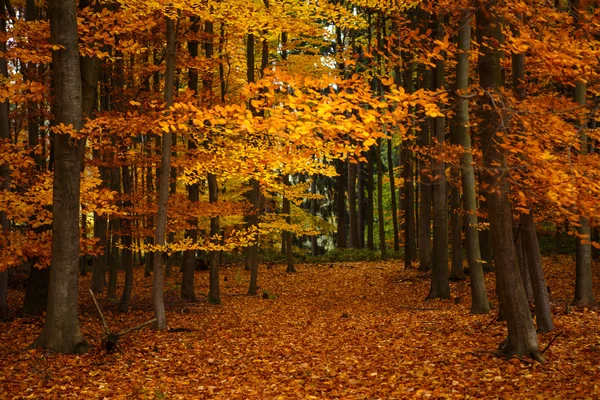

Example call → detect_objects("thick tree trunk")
283 175 296 273
35 0 89 353
454 11 489 313
429 14 450 298
520 212 554 333
477 2 542 361
152 16 176 331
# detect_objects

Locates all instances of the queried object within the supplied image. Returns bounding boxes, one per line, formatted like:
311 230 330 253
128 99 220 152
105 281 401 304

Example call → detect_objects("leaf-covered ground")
1 255 600 399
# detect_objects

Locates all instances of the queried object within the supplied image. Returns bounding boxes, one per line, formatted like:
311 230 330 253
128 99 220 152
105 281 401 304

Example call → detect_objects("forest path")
1 257 599 398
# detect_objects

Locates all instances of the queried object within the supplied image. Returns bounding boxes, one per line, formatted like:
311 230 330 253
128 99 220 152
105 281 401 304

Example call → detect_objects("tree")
34 0 89 353
152 15 177 331
476 1 542 361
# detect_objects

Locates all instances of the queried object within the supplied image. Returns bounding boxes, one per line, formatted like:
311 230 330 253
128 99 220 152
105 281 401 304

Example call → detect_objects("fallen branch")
542 331 563 354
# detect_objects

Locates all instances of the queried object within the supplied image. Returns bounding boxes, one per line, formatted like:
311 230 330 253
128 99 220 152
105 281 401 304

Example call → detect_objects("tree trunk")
118 165 134 312
520 212 554 333
357 162 365 248
181 16 200 301
348 161 359 248
336 159 346 248
387 138 399 253
247 179 260 295
310 174 318 256
417 64 432 272
208 173 221 304
376 140 386 258
22 265 49 316
35 0 89 353
107 166 121 300
573 81 595 305
0 0 10 320
477 2 542 361
454 11 489 313
429 14 450 298
367 148 375 250
152 16 176 331
284 175 296 273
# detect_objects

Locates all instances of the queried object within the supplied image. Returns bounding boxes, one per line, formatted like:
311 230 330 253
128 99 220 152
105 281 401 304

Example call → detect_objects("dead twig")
542 331 563 354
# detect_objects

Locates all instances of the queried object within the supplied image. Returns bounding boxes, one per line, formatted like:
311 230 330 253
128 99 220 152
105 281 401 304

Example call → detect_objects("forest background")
0 0 600 397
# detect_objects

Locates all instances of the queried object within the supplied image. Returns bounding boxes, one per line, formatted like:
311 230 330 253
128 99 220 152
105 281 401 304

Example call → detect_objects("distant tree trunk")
336 159 346 248
0 0 11 320
152 16 177 331
387 138 399 253
357 162 365 248
107 166 121 300
403 58 417 267
477 2 542 361
454 11 489 313
207 173 221 304
367 148 375 250
22 265 49 316
429 14 450 298
118 165 134 312
376 140 386 258
573 81 595 305
246 33 261 295
181 16 200 301
284 175 296 273
35 0 89 353
449 146 465 280
348 161 360 248
311 175 318 256
520 212 554 333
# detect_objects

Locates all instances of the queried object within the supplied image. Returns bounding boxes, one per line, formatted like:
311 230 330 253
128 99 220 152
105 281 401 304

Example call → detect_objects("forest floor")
1 255 600 399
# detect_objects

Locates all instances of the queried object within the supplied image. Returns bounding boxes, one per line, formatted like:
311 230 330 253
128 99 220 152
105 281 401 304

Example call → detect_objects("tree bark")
118 165 134 312
348 161 359 248
376 140 386 258
310 174 318 256
207 173 221 304
520 212 554 333
429 14 450 299
0 0 11 320
367 148 375 250
35 0 89 353
387 138 399 253
573 81 595 305
477 2 542 361
336 159 346 248
454 11 489 313
152 16 176 330
181 16 200 301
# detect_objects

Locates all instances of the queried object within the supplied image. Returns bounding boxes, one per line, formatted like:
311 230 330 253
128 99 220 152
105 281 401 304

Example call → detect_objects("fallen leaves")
1 257 600 398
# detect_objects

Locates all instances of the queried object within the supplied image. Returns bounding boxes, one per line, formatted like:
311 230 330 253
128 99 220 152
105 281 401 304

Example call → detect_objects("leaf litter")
1 256 599 398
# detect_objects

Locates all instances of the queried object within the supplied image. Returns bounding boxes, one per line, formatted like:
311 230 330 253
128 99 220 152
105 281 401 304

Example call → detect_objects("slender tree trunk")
107 166 121 300
357 162 366 248
376 140 386 258
311 174 318 256
0 0 11 320
417 65 432 272
387 139 399 253
284 175 296 273
336 159 347 248
152 16 176 331
35 0 89 353
118 165 134 312
477 2 542 361
348 161 359 248
454 11 489 313
367 148 375 250
573 81 595 305
207 173 221 304
181 16 200 301
429 14 449 298
520 212 554 333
